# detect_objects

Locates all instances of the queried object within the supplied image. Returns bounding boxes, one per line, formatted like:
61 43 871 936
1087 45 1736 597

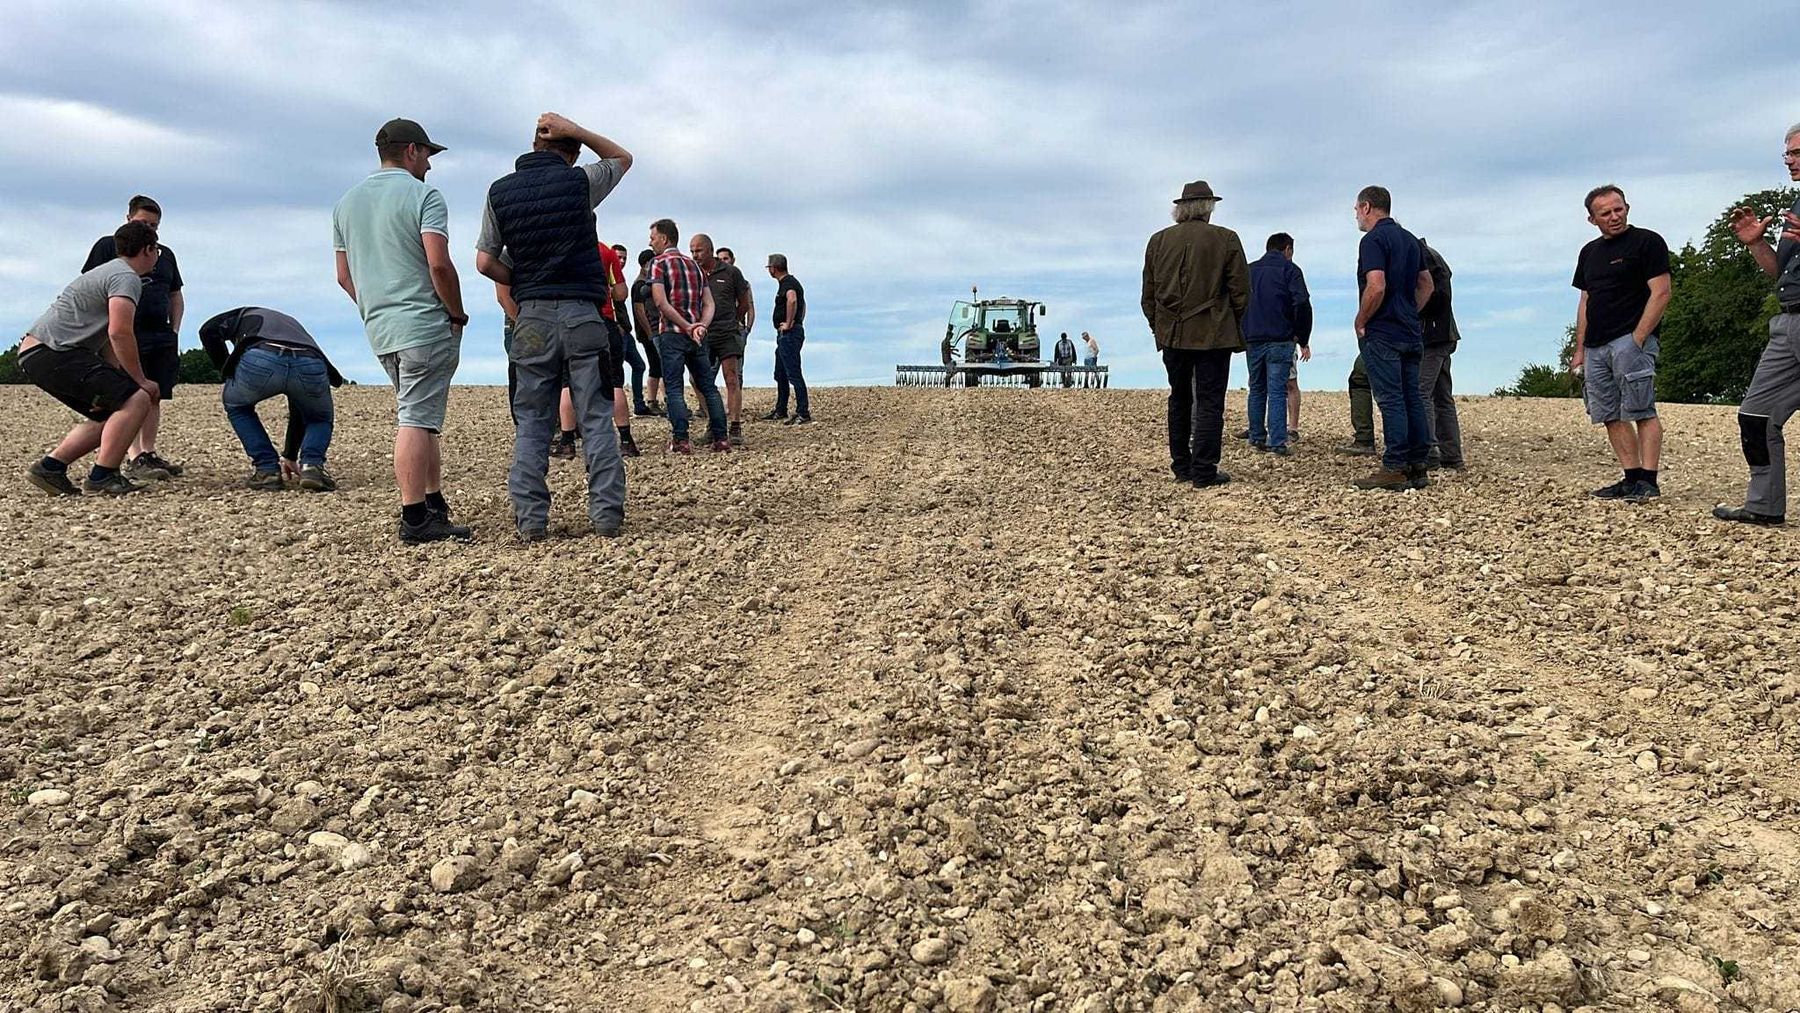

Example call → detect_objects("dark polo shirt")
1357 217 1426 346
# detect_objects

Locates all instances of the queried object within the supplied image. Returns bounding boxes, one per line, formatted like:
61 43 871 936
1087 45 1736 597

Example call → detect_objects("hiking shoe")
1405 464 1431 490
728 423 745 447
135 451 183 477
1192 470 1233 488
83 470 141 496
592 518 622 538
620 433 642 459
125 454 172 481
647 400 667 416
1625 480 1661 503
667 439 694 455
632 402 654 417
1713 505 1785 526
710 439 731 453
399 514 472 545
786 415 814 426
298 465 338 492
246 469 284 491
1235 428 1252 440
517 527 548 544
1336 441 1378 456
1590 479 1634 499
26 461 79 496
761 410 788 421
550 440 578 460
1268 445 1293 458
1353 468 1411 491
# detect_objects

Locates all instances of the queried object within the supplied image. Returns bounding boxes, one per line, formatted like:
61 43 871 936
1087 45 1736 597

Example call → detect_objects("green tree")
1656 187 1795 403
1495 325 1581 397
177 347 222 384
0 342 21 384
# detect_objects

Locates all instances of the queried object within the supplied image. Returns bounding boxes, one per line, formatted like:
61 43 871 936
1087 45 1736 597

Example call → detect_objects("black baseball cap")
375 118 446 154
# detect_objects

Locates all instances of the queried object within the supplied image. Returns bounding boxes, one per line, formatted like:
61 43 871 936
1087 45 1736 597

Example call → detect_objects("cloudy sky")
1 1 1791 395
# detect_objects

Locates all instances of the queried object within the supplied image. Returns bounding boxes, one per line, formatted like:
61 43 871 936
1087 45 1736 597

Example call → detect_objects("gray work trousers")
1738 312 1800 517
508 299 625 533
1421 342 1463 466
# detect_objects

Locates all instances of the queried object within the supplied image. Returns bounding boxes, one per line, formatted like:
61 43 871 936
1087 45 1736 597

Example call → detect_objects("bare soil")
3 385 1799 1013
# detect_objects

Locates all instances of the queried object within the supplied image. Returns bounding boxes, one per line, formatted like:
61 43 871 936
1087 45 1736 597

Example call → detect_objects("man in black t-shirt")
82 195 185 480
1714 124 1800 527
630 248 664 415
691 233 754 445
763 254 810 423
1571 185 1671 502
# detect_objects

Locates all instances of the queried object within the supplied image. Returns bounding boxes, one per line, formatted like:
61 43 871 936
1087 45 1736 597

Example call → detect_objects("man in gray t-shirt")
18 221 164 496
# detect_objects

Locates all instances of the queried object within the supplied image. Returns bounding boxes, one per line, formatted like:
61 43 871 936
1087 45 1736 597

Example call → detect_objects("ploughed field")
3 385 1800 1013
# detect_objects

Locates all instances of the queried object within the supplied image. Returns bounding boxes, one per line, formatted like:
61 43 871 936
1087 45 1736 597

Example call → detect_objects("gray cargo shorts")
1584 332 1658 424
378 335 460 431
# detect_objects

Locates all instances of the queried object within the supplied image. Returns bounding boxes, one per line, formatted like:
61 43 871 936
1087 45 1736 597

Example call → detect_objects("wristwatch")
449 313 469 327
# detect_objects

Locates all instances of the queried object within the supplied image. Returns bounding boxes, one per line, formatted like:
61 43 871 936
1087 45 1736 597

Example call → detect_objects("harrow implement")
893 364 1110 388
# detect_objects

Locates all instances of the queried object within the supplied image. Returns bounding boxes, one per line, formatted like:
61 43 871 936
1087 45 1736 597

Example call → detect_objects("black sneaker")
786 415 813 426
1192 470 1233 488
592 518 622 538
632 403 654 417
1269 445 1293 458
1625 480 1661 502
136 451 183 477
761 410 788 421
399 514 472 545
517 527 548 544
1336 441 1378 457
84 470 141 496
550 440 578 460
1713 505 1785 526
728 423 745 448
125 453 172 481
298 465 338 492
27 461 79 496
246 469 284 491
1590 479 1634 499
1405 464 1431 490
1235 428 1252 441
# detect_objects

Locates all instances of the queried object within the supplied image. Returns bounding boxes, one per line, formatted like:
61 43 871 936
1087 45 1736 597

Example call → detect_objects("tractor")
895 288 1108 388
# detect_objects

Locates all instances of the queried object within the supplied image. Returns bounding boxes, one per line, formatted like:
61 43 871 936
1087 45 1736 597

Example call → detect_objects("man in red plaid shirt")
648 218 727 453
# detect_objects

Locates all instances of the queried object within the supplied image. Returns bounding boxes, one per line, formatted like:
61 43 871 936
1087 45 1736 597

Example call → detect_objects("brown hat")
1174 180 1221 203
375 118 446 154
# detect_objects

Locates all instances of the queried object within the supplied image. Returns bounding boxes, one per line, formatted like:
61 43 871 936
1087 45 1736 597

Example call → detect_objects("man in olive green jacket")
1142 180 1251 486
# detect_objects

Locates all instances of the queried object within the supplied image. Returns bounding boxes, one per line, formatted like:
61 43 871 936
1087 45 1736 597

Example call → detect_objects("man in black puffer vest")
476 112 633 541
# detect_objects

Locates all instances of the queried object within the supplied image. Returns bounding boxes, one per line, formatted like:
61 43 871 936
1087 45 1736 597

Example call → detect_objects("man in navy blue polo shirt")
1350 186 1434 491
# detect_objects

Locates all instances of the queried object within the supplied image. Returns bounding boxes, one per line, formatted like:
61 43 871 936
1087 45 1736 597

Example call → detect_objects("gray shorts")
379 336 460 431
1584 332 1658 424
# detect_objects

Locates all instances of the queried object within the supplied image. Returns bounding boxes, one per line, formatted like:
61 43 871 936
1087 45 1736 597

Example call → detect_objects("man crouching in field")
18 221 162 496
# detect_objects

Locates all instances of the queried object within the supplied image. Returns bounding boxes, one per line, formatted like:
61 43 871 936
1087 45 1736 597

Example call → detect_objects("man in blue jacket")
1243 232 1313 454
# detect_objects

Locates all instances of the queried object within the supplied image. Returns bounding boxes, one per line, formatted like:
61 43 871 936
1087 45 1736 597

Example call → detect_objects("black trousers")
1163 347 1232 480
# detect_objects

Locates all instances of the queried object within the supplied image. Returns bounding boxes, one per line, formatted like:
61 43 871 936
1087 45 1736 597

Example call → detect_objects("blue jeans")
620 326 647 409
1361 338 1429 471
1246 341 1296 447
774 326 809 417
657 331 727 441
510 300 625 531
222 345 333 471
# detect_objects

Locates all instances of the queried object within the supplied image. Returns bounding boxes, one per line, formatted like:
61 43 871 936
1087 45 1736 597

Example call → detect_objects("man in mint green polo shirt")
332 118 472 545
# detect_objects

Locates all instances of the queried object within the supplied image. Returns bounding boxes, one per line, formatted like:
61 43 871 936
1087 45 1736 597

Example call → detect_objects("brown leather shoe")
1353 468 1410 491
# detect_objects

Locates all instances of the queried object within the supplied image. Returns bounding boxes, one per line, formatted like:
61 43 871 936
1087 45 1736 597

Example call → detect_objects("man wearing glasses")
1715 124 1800 526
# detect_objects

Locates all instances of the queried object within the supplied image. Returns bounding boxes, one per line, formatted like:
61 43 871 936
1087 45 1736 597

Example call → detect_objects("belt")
1782 303 1800 315
253 341 321 358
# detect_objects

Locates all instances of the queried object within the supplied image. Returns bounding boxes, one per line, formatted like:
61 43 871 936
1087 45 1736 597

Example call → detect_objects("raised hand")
1782 211 1800 246
1730 206 1774 246
537 112 578 140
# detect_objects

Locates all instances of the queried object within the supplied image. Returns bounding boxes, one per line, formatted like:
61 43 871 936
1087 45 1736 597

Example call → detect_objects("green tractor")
896 288 1108 388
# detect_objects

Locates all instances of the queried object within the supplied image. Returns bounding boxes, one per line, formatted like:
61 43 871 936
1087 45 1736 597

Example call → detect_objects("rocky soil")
2 385 1799 1013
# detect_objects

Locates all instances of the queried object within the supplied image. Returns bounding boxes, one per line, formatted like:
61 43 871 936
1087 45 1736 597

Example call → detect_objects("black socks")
89 464 117 481
40 456 67 474
1626 468 1660 486
558 429 576 444
425 491 449 515
402 502 428 526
